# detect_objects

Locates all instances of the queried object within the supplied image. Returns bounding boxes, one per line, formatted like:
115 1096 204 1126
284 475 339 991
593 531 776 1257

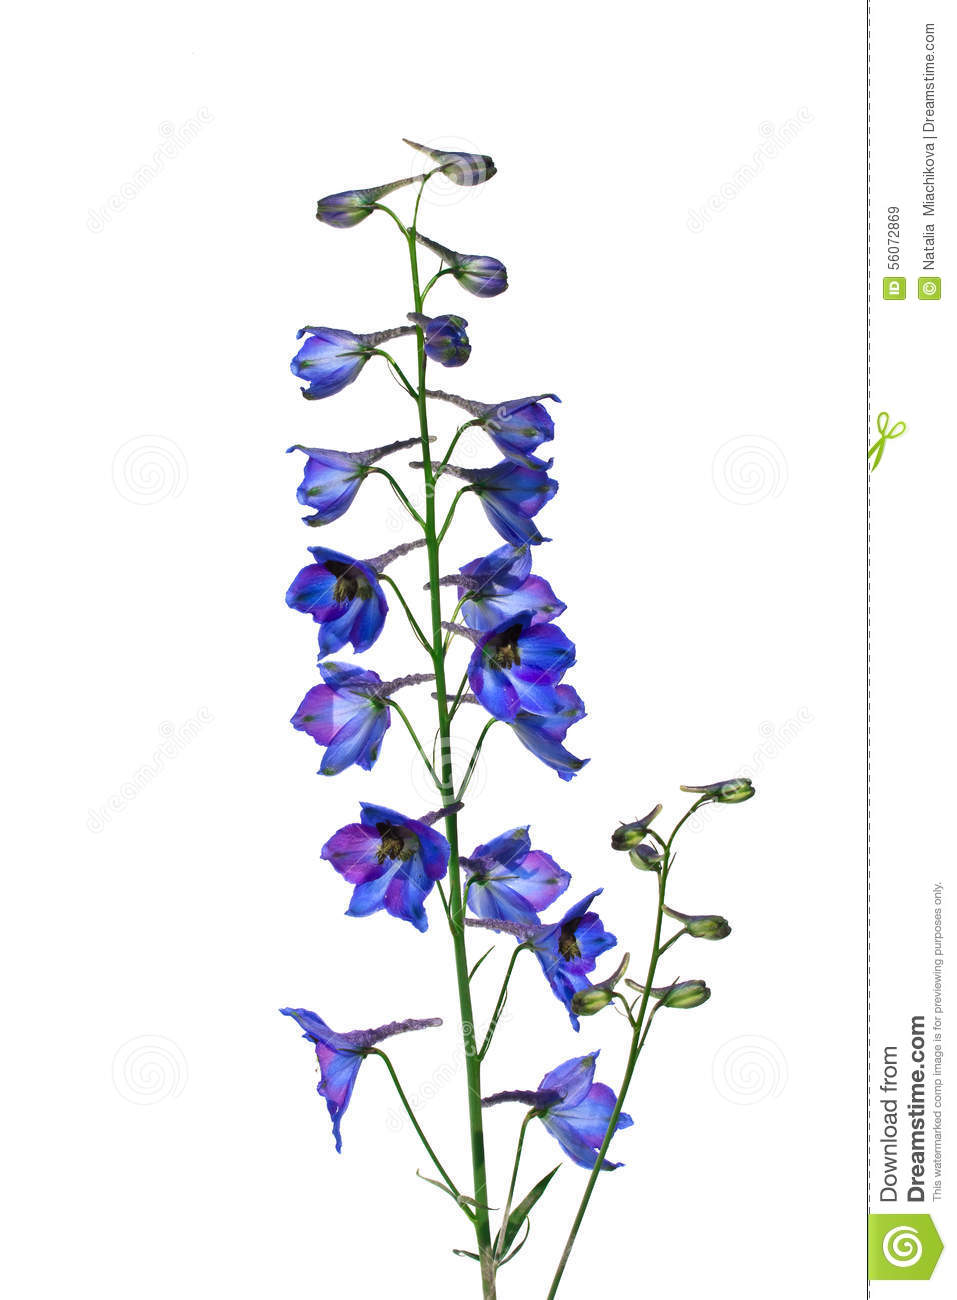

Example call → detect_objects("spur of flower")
468 611 576 722
454 543 565 634
321 802 450 931
483 1052 633 1170
462 827 570 926
280 1008 441 1152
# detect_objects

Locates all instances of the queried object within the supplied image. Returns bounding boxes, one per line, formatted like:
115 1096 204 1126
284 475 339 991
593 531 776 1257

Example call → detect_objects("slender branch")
456 719 498 804
367 466 426 529
494 1110 535 1258
377 573 433 654
384 699 441 788
438 486 473 545
438 420 481 475
365 348 419 399
478 942 529 1061
369 1048 471 1217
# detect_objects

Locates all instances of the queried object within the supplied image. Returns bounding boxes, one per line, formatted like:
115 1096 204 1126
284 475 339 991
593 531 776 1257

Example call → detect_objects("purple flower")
403 138 496 186
315 176 424 228
408 312 470 367
280 1008 441 1152
286 547 388 657
287 436 421 526
440 460 558 547
484 1053 633 1171
463 827 570 926
457 544 565 634
510 684 589 781
427 390 559 469
468 610 576 722
416 233 508 298
291 663 390 775
290 324 415 400
321 803 451 932
528 890 617 1029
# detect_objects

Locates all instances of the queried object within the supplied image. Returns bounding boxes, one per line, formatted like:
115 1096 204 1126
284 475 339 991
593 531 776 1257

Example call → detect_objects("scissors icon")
868 412 907 471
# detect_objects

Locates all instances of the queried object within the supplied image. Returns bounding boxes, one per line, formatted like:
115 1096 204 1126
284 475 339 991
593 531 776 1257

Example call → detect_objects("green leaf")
468 945 496 981
496 1165 560 1257
452 1248 480 1262
498 1216 531 1267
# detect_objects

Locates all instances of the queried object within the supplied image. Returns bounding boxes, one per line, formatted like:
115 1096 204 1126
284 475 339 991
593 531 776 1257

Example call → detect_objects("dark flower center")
326 559 371 604
558 919 583 962
375 822 416 864
489 623 523 671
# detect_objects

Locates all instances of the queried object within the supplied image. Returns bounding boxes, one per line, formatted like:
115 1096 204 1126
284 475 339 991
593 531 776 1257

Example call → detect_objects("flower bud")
407 313 471 367
680 778 755 805
403 138 496 186
664 905 731 940
611 804 663 851
315 176 422 228
629 844 664 871
571 985 614 1016
659 979 711 1009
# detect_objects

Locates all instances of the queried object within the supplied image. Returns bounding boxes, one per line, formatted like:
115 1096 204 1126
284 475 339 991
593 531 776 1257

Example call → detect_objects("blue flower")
316 176 423 228
457 544 565 634
287 436 422 526
509 684 589 781
415 233 508 297
427 390 559 469
290 324 415 400
535 1053 633 1170
527 890 617 1029
286 547 388 657
468 610 576 722
463 827 570 926
291 663 390 775
403 138 496 186
321 803 451 932
470 461 558 545
280 1008 441 1152
408 313 471 367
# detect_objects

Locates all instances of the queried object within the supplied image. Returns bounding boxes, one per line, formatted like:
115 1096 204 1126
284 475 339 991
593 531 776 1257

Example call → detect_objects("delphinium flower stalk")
279 140 756 1300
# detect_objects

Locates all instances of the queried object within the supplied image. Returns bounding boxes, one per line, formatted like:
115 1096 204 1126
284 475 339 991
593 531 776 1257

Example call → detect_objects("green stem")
365 348 418 399
456 718 498 803
369 1049 470 1215
479 942 528 1061
377 573 433 653
546 863 671 1298
438 485 472 545
495 1110 535 1258
407 199 496 1297
438 420 480 475
367 467 426 529
384 699 441 788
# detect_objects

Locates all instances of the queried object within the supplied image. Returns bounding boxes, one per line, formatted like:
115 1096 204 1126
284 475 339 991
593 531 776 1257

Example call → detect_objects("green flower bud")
611 803 663 851
660 979 711 1009
630 843 664 871
680 777 755 805
571 953 630 1017
625 977 712 1009
664 905 731 940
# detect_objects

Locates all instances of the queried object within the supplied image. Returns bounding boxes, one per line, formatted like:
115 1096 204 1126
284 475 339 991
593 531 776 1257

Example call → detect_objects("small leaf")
452 1248 480 1262
468 945 496 981
498 1216 531 1267
497 1165 560 1257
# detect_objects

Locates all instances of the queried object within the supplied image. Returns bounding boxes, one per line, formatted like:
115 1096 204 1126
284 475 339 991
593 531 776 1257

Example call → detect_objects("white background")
2 2 866 1296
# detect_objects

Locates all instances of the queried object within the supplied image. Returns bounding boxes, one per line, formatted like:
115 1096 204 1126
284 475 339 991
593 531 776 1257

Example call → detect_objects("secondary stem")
407 208 496 1298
